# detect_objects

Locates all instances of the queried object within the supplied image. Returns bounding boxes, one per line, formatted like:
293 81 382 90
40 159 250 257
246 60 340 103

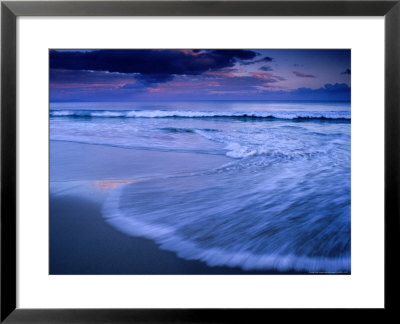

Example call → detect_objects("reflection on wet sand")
92 178 150 190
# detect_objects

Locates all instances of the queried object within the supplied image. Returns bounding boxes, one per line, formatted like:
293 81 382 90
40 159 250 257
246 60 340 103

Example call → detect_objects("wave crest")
50 109 350 122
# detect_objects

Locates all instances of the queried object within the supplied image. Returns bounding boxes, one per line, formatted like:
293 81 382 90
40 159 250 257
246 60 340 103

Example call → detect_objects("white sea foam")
50 109 351 120
102 182 350 273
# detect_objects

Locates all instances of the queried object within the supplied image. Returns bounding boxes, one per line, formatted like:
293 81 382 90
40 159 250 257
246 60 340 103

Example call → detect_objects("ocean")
50 100 351 273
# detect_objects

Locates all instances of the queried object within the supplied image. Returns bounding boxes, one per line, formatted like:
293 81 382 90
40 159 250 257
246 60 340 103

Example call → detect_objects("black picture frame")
1 0 399 322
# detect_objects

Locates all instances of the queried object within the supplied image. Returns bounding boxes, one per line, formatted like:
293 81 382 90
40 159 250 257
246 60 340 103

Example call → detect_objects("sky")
50 49 351 102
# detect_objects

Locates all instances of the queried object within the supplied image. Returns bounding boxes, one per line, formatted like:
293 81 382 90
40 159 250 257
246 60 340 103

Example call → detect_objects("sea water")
50 101 351 273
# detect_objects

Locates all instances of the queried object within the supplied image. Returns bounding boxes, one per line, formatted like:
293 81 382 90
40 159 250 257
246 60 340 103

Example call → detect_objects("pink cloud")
250 72 285 82
293 71 316 78
205 68 239 78
143 77 221 95
250 72 275 80
178 50 204 56
147 87 161 93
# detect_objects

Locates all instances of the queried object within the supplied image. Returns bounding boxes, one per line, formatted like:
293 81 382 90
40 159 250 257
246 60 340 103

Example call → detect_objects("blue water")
50 101 351 273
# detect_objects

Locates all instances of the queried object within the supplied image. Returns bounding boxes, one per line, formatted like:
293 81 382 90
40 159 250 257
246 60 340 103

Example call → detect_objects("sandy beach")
50 193 281 274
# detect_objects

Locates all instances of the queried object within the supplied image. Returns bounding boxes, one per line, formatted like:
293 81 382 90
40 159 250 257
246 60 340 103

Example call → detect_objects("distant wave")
159 127 221 134
50 109 350 122
158 127 196 134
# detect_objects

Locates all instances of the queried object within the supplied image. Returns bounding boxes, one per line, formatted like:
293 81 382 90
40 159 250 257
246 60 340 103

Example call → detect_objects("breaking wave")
50 109 350 122
103 166 351 273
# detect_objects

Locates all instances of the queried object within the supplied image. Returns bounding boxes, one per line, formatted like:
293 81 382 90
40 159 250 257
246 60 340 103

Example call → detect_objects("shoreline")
50 193 288 274
49 140 341 275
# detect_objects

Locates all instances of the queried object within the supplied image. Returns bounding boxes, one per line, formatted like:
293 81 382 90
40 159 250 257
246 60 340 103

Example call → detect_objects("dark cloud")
259 65 273 72
293 71 316 78
321 83 350 93
241 56 274 65
293 83 350 96
135 73 175 84
341 68 351 75
49 69 136 87
260 56 273 62
50 49 258 84
249 83 351 101
217 75 278 87
210 50 258 60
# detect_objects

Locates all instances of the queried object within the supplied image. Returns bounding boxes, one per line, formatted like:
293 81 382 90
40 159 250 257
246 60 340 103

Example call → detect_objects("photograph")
49 49 351 275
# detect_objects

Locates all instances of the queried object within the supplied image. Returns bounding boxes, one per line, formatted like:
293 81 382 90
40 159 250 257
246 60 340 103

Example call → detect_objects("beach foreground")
50 106 351 274
50 141 283 274
50 194 285 274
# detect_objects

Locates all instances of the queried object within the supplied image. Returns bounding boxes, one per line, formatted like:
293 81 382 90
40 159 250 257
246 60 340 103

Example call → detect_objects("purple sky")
50 49 350 102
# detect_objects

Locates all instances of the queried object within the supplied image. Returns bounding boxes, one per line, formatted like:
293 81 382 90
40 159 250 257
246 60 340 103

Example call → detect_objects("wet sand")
50 193 281 274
